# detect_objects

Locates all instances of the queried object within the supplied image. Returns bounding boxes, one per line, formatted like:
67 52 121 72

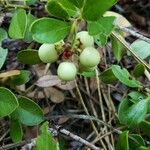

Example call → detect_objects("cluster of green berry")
38 31 100 81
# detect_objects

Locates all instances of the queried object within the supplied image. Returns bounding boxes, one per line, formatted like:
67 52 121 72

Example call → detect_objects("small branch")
115 25 150 44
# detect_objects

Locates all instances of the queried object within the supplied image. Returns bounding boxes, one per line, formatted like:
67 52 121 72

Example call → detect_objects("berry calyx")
76 31 94 49
57 62 77 81
79 47 100 67
38 43 58 63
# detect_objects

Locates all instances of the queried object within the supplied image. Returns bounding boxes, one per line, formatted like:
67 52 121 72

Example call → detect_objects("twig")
115 25 150 44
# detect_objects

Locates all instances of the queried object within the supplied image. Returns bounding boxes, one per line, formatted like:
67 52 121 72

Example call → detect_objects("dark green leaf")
111 35 124 62
8 9 27 39
118 98 148 127
82 0 117 21
99 68 117 84
17 49 41 65
131 40 150 59
0 47 8 69
10 119 23 143
24 13 36 42
11 96 44 126
88 16 115 35
133 64 145 78
112 65 141 88
46 0 69 19
36 121 59 150
139 121 150 136
10 70 30 86
26 0 37 5
79 70 96 78
138 146 150 150
31 18 71 43
94 33 108 47
0 28 7 45
67 0 84 8
116 131 129 150
0 87 18 118
129 134 145 150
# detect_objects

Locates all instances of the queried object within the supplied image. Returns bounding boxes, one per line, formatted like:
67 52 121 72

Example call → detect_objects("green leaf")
133 64 145 78
10 70 30 86
111 35 124 62
99 68 117 84
129 134 145 150
46 0 69 19
17 49 41 65
139 120 150 136
8 9 27 39
131 40 150 59
36 122 59 150
88 16 115 35
111 65 141 88
24 13 36 42
138 146 150 150
31 18 71 44
11 96 44 126
116 131 129 150
10 119 23 143
0 47 8 69
0 87 18 118
118 98 148 127
82 0 117 21
26 0 37 5
0 28 7 45
128 91 146 103
94 33 108 47
59 0 77 17
79 70 96 78
67 0 84 8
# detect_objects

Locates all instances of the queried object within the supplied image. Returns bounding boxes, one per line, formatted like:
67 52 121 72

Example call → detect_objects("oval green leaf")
31 18 71 43
8 9 27 39
67 0 84 8
133 64 145 78
0 28 7 45
46 0 69 19
11 96 44 126
17 49 41 65
0 47 8 69
0 87 18 118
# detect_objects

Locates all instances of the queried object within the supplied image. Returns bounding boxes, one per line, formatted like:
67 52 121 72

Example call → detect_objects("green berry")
57 62 77 81
38 43 58 63
76 31 94 49
79 47 100 67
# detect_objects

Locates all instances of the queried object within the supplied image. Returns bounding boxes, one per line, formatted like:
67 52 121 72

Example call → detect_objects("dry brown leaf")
27 90 45 99
56 80 76 90
44 87 65 103
90 77 98 93
36 75 61 88
58 117 69 125
0 70 20 78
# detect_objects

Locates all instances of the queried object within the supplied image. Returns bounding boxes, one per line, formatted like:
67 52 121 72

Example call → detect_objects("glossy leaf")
118 98 148 127
31 18 71 43
10 119 23 143
133 64 145 78
36 122 59 150
99 68 117 84
0 87 18 118
0 28 7 45
111 35 124 62
10 70 30 86
131 40 150 59
11 96 44 126
0 47 8 69
82 0 117 21
8 9 27 39
139 121 150 136
17 49 41 65
116 131 129 150
112 65 141 88
46 0 69 19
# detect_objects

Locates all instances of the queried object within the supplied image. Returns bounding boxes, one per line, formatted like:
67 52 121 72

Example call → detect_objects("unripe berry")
57 62 77 81
76 31 94 49
79 47 100 67
38 43 58 63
